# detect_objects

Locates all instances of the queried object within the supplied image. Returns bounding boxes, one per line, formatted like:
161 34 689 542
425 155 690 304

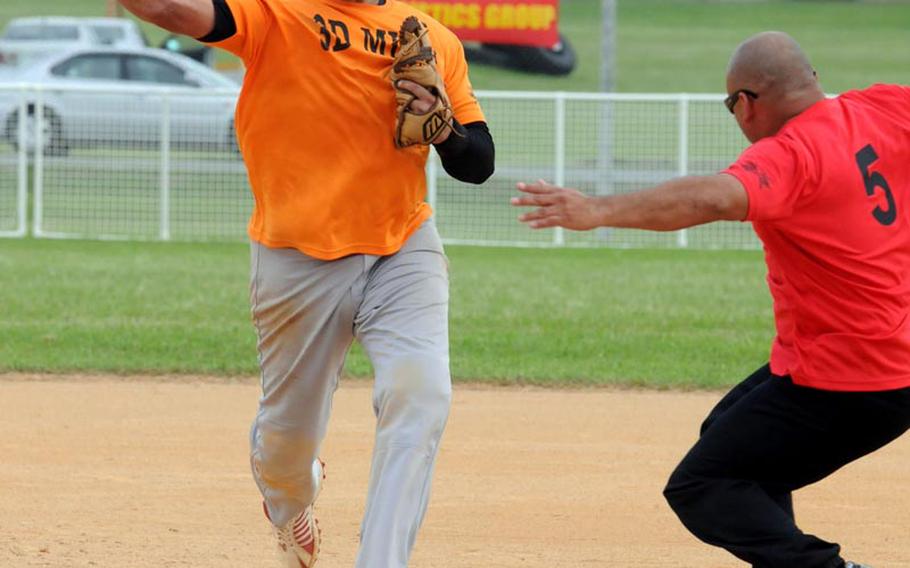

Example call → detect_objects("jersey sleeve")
203 0 272 64
438 31 485 125
723 137 810 222
885 84 910 122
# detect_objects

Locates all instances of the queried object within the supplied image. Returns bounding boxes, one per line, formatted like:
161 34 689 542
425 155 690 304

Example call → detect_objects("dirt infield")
1 375 908 568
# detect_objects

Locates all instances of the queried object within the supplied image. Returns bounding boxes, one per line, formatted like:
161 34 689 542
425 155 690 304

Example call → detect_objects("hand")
511 180 602 230
395 79 451 143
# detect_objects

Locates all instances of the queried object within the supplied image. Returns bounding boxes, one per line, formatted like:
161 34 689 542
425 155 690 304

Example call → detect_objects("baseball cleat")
267 459 326 568
274 505 320 568
844 563 874 568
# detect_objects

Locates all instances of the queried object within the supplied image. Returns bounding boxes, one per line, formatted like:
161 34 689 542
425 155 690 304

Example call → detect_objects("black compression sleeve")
434 121 495 185
197 0 238 43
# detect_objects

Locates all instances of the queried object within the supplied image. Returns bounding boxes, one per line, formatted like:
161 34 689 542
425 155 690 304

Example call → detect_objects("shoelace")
278 509 316 550
291 510 315 547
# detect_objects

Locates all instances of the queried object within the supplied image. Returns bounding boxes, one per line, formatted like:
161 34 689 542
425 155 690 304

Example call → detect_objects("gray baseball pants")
248 219 451 568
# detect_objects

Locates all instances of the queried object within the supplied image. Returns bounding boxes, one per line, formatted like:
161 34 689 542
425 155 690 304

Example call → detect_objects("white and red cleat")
274 504 320 568
266 460 325 568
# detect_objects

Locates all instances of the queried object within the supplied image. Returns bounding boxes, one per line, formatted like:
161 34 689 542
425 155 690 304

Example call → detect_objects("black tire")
3 112 16 148
463 42 515 68
43 110 68 157
469 33 577 76
5 106 68 157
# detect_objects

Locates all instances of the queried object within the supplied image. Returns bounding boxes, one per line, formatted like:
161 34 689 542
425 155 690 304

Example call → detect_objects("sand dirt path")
1 375 907 567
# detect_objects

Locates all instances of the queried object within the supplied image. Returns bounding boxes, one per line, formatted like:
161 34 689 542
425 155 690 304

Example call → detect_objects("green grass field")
1 1 908 385
0 238 773 387
615 0 910 94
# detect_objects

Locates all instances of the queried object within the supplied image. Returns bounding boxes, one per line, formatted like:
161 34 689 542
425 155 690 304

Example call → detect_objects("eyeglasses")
724 89 759 114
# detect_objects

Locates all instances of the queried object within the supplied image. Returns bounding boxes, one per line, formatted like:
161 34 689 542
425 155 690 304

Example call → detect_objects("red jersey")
724 84 910 392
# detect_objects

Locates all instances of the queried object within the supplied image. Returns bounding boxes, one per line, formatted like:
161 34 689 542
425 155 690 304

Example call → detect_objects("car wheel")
472 33 577 76
6 106 68 157
3 112 16 148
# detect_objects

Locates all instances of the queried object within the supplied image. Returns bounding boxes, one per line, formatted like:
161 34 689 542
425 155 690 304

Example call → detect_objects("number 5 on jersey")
855 144 897 226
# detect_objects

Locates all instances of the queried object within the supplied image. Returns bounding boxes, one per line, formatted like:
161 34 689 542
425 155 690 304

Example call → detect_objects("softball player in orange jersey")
120 1 495 566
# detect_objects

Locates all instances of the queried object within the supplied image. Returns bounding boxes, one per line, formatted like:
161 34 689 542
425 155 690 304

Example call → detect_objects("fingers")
518 210 561 229
517 208 551 222
396 79 434 100
512 180 573 230
526 217 561 229
511 180 559 206
397 80 437 113
408 99 433 114
516 200 563 230
510 195 554 207
515 179 556 195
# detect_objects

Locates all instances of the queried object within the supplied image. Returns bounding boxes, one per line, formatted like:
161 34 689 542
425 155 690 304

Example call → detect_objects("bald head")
725 32 825 141
727 31 820 101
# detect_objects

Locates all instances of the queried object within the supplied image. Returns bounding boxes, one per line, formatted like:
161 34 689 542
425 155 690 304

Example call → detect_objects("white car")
0 17 147 68
1 47 240 155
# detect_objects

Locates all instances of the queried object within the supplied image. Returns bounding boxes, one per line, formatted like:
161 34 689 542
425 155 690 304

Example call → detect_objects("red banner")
404 0 560 47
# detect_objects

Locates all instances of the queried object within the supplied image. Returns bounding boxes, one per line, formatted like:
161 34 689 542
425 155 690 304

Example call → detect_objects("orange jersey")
210 0 485 259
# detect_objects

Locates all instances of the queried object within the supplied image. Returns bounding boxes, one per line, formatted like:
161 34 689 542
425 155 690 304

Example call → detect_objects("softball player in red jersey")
513 31 910 568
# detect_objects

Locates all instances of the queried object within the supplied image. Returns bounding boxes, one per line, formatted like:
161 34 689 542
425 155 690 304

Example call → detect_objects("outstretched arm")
511 174 748 231
118 0 215 39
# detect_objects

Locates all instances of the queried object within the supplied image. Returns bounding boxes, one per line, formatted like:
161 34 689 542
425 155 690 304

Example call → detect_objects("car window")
3 24 81 41
51 54 121 81
91 26 126 45
124 55 193 86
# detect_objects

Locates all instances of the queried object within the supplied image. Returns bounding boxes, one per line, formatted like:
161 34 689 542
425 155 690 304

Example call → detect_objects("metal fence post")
553 92 566 246
16 88 28 237
676 96 689 248
159 92 172 241
33 87 44 238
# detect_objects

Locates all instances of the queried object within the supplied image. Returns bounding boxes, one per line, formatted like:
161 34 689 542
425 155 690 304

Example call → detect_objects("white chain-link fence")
0 84 760 249
0 87 27 237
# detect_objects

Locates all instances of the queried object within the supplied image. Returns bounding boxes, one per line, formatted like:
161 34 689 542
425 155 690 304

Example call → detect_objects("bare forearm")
592 175 748 231
119 0 214 38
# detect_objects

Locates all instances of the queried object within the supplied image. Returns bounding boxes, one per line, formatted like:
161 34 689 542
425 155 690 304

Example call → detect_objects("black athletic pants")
663 364 910 568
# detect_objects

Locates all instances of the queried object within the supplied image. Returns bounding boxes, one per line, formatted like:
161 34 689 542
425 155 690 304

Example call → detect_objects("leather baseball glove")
391 16 456 147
